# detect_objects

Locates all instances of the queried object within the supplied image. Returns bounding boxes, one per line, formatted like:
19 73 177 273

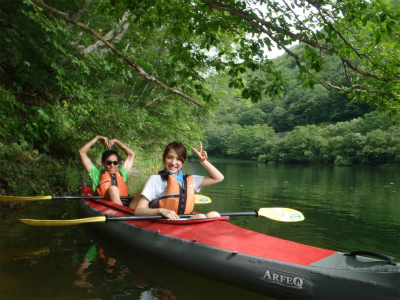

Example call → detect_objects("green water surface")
1 161 399 299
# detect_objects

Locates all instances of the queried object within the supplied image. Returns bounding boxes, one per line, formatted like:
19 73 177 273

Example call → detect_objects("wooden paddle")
19 207 304 226
0 194 212 204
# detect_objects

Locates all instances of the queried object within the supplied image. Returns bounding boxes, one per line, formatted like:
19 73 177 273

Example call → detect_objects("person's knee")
105 186 122 204
188 212 220 219
206 211 220 218
129 198 138 209
188 214 206 219
129 192 141 209
106 186 119 197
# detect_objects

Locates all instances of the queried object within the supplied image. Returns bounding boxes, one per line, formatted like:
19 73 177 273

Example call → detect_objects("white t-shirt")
141 174 205 203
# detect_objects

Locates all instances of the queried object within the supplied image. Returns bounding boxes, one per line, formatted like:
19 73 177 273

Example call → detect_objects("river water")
1 161 399 300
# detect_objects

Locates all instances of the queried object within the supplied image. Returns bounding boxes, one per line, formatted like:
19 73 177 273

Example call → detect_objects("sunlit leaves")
2 0 400 161
195 0 400 115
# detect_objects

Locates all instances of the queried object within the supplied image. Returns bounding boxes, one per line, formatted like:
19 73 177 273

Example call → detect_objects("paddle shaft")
0 195 134 202
220 211 258 217
0 195 211 204
20 208 303 226
54 196 135 200
106 211 258 222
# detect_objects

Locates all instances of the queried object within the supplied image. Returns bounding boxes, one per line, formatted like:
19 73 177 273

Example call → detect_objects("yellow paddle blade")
0 195 52 202
20 216 107 226
195 194 212 204
258 207 305 222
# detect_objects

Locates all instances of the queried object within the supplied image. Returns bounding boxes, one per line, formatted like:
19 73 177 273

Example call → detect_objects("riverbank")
0 142 163 198
1 143 399 200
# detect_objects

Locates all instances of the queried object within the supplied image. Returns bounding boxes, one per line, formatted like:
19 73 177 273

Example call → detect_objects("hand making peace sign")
191 141 208 163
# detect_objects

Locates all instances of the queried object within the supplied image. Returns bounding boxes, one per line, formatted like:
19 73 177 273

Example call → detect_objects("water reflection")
83 229 272 300
73 244 181 300
0 246 50 263
74 246 129 289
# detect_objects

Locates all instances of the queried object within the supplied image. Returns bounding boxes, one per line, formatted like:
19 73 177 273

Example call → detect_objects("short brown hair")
163 141 187 163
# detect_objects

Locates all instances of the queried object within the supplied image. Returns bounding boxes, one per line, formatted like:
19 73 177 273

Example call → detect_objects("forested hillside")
208 43 375 133
1 0 399 196
203 47 400 164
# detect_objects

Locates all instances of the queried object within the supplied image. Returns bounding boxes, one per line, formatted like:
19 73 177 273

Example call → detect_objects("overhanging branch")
31 0 205 108
200 0 330 51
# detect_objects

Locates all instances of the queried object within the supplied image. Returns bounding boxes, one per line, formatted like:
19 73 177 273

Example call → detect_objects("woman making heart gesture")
78 135 135 205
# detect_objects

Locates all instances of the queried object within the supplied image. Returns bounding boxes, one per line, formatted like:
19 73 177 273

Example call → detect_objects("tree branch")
305 0 363 59
146 96 166 108
31 0 205 108
82 11 133 55
200 0 330 51
340 56 389 82
282 0 317 43
66 0 94 30
200 0 397 101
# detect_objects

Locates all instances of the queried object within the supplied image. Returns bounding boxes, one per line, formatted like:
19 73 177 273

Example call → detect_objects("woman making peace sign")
131 141 224 219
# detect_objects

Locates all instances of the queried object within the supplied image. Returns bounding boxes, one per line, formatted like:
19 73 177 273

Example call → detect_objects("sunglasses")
106 161 119 166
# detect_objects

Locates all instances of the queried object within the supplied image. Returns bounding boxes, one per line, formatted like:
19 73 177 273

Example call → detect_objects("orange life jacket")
96 171 128 197
150 171 195 214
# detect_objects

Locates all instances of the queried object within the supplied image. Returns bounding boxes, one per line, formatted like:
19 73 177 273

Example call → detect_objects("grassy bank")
0 142 163 201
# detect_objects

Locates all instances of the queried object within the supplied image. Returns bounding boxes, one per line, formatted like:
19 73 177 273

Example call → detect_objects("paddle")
0 194 212 204
19 207 304 226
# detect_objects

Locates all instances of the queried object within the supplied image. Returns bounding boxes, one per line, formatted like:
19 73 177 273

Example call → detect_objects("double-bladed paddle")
0 194 212 204
19 207 304 226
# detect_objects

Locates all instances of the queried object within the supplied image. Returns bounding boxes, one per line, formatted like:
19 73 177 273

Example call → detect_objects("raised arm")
109 139 135 173
191 141 224 188
78 135 109 173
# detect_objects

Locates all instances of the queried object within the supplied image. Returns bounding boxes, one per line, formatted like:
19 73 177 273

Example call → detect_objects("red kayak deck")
86 198 336 266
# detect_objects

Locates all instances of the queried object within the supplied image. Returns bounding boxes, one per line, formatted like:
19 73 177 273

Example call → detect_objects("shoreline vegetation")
1 112 398 200
0 144 164 199
204 112 400 166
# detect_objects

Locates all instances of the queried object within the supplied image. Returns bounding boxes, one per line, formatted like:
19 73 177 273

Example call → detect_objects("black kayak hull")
77 198 400 299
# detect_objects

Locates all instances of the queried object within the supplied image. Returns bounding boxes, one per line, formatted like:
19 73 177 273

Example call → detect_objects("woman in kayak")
131 141 224 220
78 135 135 205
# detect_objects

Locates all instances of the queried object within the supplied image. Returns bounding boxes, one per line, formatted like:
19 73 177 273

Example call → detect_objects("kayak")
77 185 400 299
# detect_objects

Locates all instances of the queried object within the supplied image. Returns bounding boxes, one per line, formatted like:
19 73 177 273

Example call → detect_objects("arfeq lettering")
259 268 310 291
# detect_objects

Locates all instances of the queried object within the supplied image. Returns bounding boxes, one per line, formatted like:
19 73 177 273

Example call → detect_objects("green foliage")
187 0 400 114
1 0 399 196
237 108 267 126
203 45 397 165
0 142 86 196
203 44 375 135
204 112 400 165
1 0 215 164
282 125 327 163
224 124 275 159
